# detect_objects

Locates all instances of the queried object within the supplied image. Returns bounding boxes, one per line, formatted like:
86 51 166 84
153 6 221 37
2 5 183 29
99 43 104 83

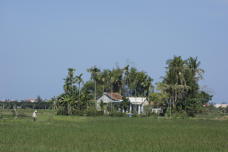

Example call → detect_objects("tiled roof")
105 92 123 101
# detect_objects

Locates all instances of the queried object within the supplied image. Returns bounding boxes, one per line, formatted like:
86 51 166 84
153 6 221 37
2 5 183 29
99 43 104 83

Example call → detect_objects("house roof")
105 92 123 101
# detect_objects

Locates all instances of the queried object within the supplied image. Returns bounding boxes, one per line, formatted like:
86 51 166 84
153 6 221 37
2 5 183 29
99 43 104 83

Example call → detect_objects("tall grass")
0 110 227 152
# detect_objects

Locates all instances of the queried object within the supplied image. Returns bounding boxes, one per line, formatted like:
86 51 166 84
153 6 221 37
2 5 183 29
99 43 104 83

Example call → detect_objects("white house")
96 93 123 111
127 97 149 114
96 93 150 115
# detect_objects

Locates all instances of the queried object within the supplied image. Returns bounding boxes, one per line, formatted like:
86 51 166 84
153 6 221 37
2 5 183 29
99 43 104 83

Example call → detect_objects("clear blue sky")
0 0 228 103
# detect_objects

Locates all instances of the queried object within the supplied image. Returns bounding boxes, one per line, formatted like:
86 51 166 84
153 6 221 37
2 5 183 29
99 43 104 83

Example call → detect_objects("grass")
0 110 228 152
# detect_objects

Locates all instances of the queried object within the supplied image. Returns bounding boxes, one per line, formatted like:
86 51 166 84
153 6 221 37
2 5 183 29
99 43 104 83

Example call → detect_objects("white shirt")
32 112 37 118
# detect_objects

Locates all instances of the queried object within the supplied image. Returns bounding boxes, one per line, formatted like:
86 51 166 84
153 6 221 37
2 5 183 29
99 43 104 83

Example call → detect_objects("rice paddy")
0 110 227 152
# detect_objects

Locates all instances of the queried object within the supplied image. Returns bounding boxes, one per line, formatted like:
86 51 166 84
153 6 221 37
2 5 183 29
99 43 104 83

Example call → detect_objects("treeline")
0 101 52 109
52 65 153 115
52 56 213 117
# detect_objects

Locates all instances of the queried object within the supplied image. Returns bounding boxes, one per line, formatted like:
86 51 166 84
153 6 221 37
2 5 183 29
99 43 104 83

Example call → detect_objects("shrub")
72 109 84 116
85 107 103 116
172 111 188 119
57 106 68 115
109 111 126 117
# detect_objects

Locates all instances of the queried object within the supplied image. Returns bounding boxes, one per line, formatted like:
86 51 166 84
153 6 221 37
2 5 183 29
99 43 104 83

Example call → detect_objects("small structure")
128 97 149 114
25 99 37 103
214 104 228 108
96 93 151 115
96 93 123 111
151 108 163 114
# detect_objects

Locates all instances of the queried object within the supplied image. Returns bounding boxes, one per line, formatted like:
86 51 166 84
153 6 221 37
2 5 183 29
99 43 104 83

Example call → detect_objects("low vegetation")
0 110 227 152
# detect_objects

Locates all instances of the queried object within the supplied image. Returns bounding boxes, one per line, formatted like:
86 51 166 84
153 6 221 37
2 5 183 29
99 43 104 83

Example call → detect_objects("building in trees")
128 97 149 114
96 93 123 111
96 93 150 114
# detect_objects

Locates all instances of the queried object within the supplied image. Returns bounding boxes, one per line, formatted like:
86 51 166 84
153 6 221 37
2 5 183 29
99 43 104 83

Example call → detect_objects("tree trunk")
94 80 97 100
79 83 81 102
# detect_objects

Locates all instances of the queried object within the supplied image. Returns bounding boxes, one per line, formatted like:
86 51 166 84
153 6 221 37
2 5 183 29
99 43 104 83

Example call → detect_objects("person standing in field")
32 110 37 121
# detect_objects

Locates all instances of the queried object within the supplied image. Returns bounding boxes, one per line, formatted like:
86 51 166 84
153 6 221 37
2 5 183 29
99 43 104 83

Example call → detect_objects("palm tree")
128 67 137 96
76 73 83 101
110 68 123 94
63 68 77 95
87 66 101 100
99 72 107 94
123 65 130 96
187 57 204 81
185 56 204 101
163 56 190 111
145 76 153 97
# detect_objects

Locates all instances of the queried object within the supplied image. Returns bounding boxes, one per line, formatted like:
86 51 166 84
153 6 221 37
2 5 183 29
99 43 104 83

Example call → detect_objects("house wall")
96 95 116 111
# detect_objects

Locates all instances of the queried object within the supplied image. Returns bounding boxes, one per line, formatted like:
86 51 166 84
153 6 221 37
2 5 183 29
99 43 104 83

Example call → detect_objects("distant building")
24 99 37 103
0 100 17 102
214 104 228 108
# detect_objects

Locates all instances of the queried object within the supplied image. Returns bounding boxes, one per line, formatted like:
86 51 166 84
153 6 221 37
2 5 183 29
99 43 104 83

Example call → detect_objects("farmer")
32 110 37 121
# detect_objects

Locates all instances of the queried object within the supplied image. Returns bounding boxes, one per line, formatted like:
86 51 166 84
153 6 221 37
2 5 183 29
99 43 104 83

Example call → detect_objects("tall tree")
161 56 212 116
87 66 101 100
76 73 83 102
126 67 153 97
163 56 189 111
122 65 130 96
99 69 111 93
185 57 204 98
64 68 78 95
110 67 123 93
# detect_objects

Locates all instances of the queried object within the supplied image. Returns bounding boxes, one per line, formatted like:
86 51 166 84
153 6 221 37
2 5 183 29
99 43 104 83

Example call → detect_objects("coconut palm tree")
163 56 190 111
63 68 77 95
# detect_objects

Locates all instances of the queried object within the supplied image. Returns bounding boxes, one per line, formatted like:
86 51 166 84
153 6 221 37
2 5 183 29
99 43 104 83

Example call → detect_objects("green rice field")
0 110 227 152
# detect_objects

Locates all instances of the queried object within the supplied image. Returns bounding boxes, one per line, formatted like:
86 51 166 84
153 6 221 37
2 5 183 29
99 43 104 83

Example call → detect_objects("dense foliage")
159 56 212 116
47 56 213 116
54 65 154 115
0 101 52 109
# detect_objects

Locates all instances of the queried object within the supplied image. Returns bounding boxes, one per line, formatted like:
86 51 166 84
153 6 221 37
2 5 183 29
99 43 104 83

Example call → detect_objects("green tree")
124 67 153 97
162 56 189 112
63 68 78 95
56 68 83 115
149 92 167 108
110 67 123 93
161 56 212 116
76 73 83 102
87 66 101 100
